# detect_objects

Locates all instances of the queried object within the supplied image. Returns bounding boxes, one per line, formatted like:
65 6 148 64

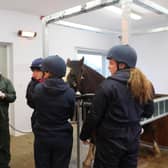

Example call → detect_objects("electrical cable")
9 123 32 134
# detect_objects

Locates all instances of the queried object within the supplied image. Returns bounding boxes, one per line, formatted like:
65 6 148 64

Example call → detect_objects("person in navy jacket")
26 58 43 128
80 45 154 168
32 55 75 168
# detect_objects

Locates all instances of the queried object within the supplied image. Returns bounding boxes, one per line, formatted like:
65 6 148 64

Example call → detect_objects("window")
76 48 110 77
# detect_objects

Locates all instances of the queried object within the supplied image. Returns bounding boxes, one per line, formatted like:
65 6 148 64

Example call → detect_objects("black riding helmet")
30 58 43 71
107 44 137 68
41 55 66 78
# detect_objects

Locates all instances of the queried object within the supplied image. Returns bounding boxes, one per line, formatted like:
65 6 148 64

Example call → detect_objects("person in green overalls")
0 73 16 168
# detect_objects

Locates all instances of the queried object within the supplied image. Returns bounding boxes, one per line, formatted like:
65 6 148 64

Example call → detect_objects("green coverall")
0 74 16 168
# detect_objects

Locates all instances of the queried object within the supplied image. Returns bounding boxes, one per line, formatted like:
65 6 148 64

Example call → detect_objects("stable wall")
48 24 119 59
131 32 168 94
0 10 43 135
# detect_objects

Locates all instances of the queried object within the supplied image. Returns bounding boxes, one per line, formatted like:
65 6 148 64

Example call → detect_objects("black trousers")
0 127 10 168
93 139 139 168
34 135 73 168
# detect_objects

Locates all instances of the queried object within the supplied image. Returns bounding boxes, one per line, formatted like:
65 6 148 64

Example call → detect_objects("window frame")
75 47 109 77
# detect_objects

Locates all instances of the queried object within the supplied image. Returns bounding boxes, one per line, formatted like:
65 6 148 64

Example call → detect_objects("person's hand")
82 139 90 145
0 91 6 99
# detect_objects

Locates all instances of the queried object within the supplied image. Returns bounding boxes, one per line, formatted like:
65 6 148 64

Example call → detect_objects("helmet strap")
117 62 129 70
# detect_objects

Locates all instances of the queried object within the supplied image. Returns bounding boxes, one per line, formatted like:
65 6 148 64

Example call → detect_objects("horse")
66 57 163 167
66 57 104 168
66 57 105 94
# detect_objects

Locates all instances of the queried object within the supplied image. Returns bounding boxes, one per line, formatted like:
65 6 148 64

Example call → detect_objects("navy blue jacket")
32 77 75 137
26 77 39 109
80 69 154 149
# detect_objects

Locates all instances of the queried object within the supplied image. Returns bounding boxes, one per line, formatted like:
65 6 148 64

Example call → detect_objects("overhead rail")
134 0 168 15
42 0 120 25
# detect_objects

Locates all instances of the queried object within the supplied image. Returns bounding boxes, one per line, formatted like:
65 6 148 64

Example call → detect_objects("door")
0 45 7 76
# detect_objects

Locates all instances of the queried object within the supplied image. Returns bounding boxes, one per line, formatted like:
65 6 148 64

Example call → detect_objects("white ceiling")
0 0 168 33
0 0 91 16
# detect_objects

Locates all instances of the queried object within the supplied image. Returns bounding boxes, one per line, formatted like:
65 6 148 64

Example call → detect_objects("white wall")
48 24 119 60
0 10 43 135
130 32 168 94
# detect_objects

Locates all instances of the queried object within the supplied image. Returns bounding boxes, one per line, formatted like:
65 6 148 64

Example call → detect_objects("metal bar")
154 96 168 102
141 97 168 125
43 0 120 25
134 0 168 15
76 99 81 168
141 112 168 125
42 19 49 57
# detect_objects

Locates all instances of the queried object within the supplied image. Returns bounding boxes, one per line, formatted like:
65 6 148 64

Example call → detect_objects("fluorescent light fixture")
135 0 168 15
56 20 119 34
149 26 168 33
18 30 37 38
106 6 142 20
56 20 99 31
132 26 168 35
131 3 151 14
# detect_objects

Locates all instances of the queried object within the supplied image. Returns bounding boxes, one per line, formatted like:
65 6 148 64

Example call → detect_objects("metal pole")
42 19 49 57
76 98 81 168
121 0 132 44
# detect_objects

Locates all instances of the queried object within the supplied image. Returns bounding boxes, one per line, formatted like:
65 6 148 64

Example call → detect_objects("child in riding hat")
31 55 75 168
80 44 154 168
26 58 43 128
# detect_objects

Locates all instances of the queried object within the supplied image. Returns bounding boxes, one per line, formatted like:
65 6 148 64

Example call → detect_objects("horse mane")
83 64 104 79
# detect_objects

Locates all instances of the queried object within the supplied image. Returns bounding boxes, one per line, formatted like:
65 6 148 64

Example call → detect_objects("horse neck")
78 64 105 94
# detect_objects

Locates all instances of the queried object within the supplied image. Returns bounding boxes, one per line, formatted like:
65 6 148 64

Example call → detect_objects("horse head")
66 57 105 94
66 57 84 92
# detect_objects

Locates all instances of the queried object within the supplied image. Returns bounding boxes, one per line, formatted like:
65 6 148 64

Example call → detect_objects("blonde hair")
128 68 154 104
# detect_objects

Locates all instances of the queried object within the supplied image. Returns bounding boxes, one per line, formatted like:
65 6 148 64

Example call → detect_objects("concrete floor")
10 124 89 168
10 125 168 168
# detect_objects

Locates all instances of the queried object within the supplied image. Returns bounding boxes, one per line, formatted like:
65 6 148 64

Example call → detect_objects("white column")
121 0 132 44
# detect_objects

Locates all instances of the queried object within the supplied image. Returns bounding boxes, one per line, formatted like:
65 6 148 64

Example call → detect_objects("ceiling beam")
43 0 120 25
134 0 168 15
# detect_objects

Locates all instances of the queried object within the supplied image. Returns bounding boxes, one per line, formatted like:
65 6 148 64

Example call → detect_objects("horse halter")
68 66 85 92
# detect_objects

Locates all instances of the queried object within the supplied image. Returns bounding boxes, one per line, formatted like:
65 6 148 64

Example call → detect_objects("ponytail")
128 68 154 104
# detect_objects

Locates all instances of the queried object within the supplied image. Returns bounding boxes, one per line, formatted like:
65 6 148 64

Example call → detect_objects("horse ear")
80 57 84 65
67 58 71 66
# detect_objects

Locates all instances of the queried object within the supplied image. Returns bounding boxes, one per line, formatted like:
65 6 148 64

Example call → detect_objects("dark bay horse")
66 57 105 94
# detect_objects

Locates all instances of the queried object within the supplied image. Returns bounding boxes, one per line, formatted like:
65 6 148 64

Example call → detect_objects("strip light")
55 20 119 35
106 6 142 20
149 26 168 33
